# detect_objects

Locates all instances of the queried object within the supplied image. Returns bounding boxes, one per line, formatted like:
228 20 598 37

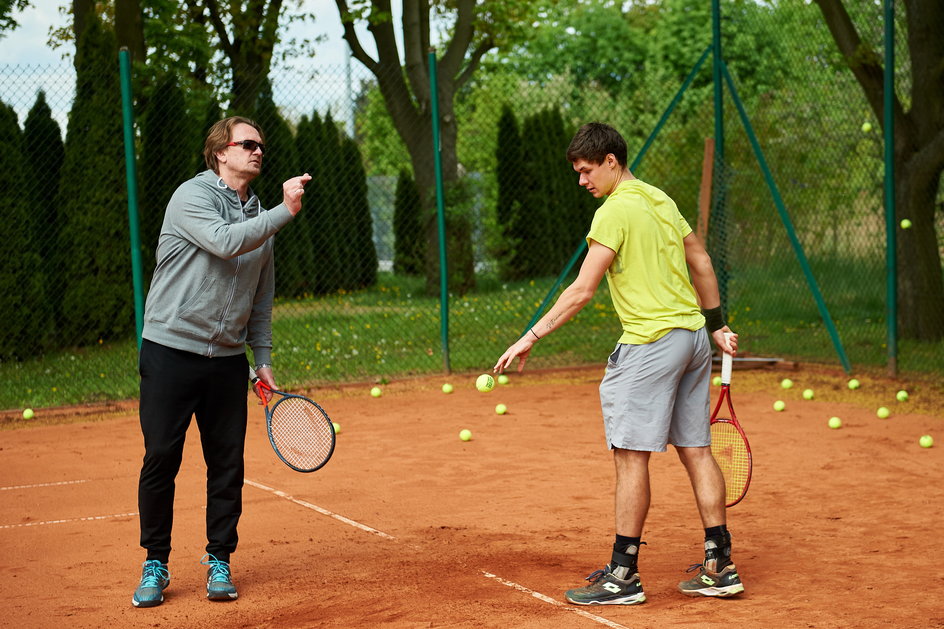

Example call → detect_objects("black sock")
614 535 640 556
704 525 728 540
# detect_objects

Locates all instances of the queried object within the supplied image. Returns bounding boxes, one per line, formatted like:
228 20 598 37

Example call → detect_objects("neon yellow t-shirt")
586 179 704 345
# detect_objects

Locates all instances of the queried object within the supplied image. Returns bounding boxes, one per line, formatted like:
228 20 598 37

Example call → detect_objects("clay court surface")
1 364 941 628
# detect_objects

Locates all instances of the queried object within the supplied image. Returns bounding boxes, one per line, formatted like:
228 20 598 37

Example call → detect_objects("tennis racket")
709 336 752 507
249 367 336 473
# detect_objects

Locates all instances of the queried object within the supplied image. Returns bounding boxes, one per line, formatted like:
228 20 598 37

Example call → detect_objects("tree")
339 133 378 288
334 0 541 295
393 169 424 275
814 0 944 341
57 16 133 344
0 0 29 36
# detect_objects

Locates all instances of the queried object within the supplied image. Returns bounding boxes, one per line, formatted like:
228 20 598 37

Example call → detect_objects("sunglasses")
226 139 266 155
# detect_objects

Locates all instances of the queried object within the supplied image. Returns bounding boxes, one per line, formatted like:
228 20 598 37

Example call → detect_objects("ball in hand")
877 406 890 419
459 429 472 442
828 416 842 429
370 386 382 398
22 408 34 420
896 390 909 402
802 388 815 400
476 374 495 393
773 400 786 412
442 383 454 394
919 435 933 448
495 403 507 415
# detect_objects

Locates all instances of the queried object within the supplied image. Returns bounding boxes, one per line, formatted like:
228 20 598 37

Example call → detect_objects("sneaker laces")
201 554 232 584
140 561 169 587
584 568 607 584
685 563 705 574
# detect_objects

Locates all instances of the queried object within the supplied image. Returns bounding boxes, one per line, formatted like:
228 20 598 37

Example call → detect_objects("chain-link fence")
1 2 941 412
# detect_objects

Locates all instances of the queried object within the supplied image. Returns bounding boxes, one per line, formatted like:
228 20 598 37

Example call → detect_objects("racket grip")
721 332 733 385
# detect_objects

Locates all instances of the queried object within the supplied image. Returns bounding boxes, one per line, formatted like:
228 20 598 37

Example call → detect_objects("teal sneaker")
201 554 238 601
678 563 744 597
132 560 170 608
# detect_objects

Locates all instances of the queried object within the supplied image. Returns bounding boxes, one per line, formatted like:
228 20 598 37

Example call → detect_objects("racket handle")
248 366 258 383
721 332 733 385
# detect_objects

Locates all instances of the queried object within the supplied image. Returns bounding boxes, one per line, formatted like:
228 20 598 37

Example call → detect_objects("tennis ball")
476 373 495 393
781 378 794 389
861 122 872 133
773 400 786 412
828 416 842 429
919 435 933 448
22 408 34 420
877 406 890 419
495 403 507 415
900 219 912 229
896 389 909 402
497 374 510 385
459 429 472 442
442 383 454 394
712 376 722 386
370 386 382 398
847 378 860 390
802 388 815 400
332 422 341 434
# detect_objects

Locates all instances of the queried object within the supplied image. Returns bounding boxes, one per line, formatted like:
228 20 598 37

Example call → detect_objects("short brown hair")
566 122 628 168
203 116 265 172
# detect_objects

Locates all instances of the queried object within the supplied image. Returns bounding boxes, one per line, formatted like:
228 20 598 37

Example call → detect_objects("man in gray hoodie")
132 116 312 608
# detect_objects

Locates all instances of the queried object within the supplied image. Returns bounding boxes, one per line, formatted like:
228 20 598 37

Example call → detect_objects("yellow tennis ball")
781 378 793 389
475 374 495 393
712 375 722 386
896 389 909 402
802 388 814 400
877 406 890 419
22 408 34 420
861 122 872 133
773 400 786 412
847 378 860 390
919 435 933 448
900 219 912 229
332 422 341 434
370 386 382 398
442 383 454 394
828 416 842 429
495 403 507 415
459 429 472 441
497 374 510 385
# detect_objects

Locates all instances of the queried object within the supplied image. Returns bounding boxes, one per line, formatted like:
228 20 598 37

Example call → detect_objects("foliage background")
0 0 941 411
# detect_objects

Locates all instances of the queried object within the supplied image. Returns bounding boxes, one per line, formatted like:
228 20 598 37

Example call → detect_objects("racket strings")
710 420 750 504
269 397 334 469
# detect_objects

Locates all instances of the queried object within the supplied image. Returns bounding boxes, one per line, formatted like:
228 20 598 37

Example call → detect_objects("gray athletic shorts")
598 327 711 452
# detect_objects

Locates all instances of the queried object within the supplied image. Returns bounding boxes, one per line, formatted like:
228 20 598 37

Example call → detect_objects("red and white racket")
709 336 752 507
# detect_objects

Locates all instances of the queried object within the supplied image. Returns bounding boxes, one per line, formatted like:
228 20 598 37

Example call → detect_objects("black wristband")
529 328 541 340
702 306 726 333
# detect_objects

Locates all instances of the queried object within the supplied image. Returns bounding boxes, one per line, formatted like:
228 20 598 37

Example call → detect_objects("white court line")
0 479 90 491
482 571 631 629
0 511 138 530
244 478 396 540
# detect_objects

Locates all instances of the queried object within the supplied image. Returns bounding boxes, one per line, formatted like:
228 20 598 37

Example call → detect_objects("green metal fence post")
428 49 450 373
119 47 144 349
710 0 729 308
883 0 897 376
722 61 852 373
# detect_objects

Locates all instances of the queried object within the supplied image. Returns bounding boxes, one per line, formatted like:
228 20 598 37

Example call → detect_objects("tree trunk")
115 0 146 62
895 153 944 340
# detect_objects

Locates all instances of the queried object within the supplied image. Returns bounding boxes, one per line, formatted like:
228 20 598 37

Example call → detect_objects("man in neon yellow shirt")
494 122 744 605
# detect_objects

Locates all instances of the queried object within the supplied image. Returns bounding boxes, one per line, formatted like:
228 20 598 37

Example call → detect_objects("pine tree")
339 133 377 288
495 105 525 280
58 17 134 345
140 75 195 285
22 91 63 351
393 169 424 276
0 102 50 358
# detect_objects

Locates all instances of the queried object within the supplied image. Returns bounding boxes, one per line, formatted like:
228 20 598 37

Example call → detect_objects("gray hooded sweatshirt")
142 170 294 365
